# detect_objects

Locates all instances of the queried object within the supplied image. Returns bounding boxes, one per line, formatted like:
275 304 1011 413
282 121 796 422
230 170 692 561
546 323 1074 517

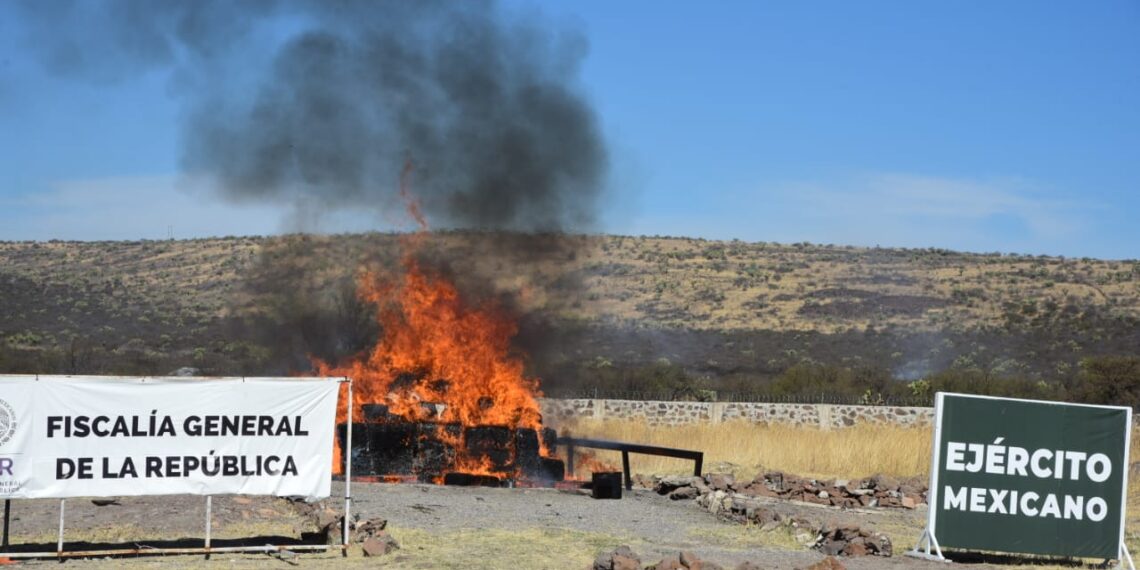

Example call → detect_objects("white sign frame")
0 375 354 560
909 392 1134 569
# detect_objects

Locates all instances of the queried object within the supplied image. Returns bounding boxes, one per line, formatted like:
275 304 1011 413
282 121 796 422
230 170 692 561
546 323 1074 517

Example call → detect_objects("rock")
654 476 696 495
763 471 785 491
865 532 892 557
901 496 916 509
680 551 701 569
706 490 729 514
737 484 777 498
669 486 699 500
799 555 846 570
692 477 712 495
706 473 735 491
612 555 641 570
595 546 641 570
842 540 868 557
869 474 899 492
651 553 685 570
819 539 845 556
361 532 399 557
353 518 389 542
817 490 829 499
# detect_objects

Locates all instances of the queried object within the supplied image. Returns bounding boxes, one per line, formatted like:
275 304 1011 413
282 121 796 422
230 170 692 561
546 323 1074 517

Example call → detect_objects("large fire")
316 164 555 482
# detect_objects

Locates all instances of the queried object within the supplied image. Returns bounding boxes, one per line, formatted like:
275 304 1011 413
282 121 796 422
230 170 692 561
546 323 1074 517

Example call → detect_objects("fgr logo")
0 399 16 447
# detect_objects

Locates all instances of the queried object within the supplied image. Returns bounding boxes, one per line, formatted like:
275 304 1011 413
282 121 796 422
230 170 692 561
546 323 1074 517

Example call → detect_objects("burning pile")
317 246 565 485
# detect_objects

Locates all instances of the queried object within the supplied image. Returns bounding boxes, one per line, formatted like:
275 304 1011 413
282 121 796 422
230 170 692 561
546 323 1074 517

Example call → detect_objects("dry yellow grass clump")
557 419 933 481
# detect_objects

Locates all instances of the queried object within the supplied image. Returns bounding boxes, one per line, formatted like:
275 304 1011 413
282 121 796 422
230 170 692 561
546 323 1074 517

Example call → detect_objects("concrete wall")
538 398 934 430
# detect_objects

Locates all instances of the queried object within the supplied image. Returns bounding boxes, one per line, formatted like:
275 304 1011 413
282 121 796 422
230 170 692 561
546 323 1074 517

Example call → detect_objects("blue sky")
1 1 1137 259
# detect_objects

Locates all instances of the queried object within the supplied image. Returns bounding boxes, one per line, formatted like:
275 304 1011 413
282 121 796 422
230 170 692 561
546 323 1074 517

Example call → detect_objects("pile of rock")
589 545 724 570
592 546 851 570
354 518 400 557
653 471 926 510
814 522 892 557
652 473 895 558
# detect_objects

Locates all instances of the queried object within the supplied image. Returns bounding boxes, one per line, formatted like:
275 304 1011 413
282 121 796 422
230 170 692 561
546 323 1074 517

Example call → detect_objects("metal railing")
554 436 703 491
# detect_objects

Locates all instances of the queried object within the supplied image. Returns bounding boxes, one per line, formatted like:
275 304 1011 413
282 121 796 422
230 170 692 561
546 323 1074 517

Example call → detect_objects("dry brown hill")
2 234 1138 403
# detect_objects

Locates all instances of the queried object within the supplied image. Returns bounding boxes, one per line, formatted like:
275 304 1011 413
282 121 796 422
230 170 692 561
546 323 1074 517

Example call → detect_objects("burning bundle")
320 256 566 485
336 403 565 485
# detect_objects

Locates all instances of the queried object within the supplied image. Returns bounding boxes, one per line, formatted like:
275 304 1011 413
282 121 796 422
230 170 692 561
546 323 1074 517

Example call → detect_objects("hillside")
2 234 1139 403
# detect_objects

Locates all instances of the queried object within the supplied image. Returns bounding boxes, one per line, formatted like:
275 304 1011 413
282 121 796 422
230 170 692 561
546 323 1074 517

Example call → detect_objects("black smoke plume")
15 0 607 232
13 0 608 375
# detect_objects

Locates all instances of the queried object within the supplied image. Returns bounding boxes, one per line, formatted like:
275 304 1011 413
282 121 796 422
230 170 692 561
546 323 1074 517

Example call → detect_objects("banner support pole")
342 377 353 555
56 499 65 557
204 496 212 559
1120 544 1136 570
3 499 10 549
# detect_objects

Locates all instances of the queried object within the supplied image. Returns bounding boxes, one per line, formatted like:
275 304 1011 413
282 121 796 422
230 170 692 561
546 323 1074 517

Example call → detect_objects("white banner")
0 376 341 500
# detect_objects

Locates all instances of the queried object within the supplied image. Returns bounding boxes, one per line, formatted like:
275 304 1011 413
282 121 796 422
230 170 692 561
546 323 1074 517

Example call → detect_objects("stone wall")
538 398 933 430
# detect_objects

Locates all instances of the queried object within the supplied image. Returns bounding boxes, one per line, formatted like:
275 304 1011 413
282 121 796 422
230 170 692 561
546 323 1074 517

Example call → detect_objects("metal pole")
566 443 575 478
204 496 212 559
343 378 353 555
621 451 631 491
3 499 10 549
57 499 65 557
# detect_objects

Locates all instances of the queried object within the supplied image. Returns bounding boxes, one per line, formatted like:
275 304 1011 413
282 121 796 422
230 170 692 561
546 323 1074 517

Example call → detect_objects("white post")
204 496 212 559
908 393 947 562
1120 543 1136 570
57 499 65 556
343 378 353 553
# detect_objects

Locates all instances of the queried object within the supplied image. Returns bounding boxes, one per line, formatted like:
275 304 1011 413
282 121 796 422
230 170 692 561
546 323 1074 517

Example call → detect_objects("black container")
336 423 375 475
514 428 542 475
464 425 514 472
592 471 623 499
413 424 456 480
443 472 509 487
368 423 418 474
539 457 566 482
541 427 558 448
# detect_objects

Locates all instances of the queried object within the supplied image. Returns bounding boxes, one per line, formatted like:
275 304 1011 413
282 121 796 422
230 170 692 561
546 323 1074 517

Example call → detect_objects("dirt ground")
0 481 1107 569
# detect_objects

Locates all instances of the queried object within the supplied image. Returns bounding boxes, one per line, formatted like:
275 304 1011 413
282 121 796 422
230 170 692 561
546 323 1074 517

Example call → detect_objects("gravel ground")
345 481 947 569
0 481 1036 569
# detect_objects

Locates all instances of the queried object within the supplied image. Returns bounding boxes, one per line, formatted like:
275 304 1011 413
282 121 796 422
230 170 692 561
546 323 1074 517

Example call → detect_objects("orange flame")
318 168 548 479
319 257 544 431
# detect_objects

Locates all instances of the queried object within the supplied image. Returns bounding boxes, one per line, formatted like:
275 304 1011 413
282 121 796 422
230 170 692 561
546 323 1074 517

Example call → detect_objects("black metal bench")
555 436 704 491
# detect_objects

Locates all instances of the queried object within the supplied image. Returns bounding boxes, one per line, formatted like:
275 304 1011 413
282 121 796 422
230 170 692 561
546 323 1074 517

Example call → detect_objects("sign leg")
343 378 353 557
57 499 65 557
1120 543 1136 570
205 496 212 560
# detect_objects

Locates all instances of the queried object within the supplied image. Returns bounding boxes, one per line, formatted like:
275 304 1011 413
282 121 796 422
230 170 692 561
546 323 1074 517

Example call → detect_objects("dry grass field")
560 417 1140 492
560 418 933 481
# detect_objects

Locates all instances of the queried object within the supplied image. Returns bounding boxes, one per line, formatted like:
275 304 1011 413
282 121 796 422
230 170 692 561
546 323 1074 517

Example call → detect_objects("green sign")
927 393 1131 559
